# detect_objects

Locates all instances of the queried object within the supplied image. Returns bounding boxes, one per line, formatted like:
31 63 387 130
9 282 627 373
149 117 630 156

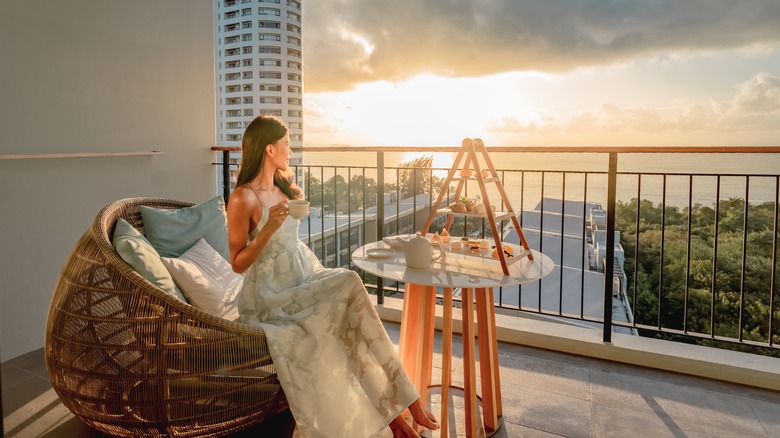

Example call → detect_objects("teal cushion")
140 196 230 261
112 218 187 302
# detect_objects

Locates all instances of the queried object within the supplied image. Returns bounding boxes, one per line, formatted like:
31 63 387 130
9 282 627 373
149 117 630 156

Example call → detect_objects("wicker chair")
45 197 288 437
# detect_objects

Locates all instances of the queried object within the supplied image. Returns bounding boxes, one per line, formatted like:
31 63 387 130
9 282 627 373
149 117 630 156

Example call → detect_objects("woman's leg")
408 397 439 429
389 415 419 438
388 397 440 438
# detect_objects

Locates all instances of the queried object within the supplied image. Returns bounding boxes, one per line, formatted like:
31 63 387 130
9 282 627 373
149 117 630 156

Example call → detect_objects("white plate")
366 248 395 259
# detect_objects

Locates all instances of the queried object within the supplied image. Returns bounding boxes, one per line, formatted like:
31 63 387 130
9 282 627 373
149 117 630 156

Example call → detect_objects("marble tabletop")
352 239 554 289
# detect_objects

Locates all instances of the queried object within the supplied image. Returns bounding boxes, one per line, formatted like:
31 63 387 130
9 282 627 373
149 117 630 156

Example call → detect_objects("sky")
299 0 780 147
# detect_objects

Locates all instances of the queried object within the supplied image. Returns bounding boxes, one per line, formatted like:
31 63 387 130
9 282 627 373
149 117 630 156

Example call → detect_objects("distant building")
501 198 637 335
214 0 304 191
298 193 450 269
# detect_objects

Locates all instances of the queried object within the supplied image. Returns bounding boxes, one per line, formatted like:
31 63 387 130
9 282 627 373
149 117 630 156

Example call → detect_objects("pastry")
451 202 467 213
491 244 515 259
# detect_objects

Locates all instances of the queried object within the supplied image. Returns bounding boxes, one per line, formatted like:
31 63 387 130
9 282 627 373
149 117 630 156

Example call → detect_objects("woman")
227 115 439 438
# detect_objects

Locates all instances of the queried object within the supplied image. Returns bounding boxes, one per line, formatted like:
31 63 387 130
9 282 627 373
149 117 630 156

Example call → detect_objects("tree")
322 174 349 213
397 156 445 199
302 171 322 207
348 173 377 212
617 197 779 357
305 171 380 214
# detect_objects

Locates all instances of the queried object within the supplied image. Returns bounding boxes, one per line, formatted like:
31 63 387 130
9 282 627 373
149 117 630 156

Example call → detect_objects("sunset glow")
301 1 780 148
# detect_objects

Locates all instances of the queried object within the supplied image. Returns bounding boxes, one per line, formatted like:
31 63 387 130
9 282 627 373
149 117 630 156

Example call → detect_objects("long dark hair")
235 115 300 199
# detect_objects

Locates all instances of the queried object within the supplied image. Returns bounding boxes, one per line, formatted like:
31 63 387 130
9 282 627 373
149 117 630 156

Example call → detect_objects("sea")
300 150 780 212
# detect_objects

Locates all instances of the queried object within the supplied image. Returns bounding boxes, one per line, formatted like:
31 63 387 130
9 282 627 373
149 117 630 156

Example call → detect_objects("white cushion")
161 238 241 320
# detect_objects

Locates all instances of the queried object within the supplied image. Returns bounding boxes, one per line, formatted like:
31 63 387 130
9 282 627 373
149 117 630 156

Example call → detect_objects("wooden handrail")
0 151 163 160
212 145 780 154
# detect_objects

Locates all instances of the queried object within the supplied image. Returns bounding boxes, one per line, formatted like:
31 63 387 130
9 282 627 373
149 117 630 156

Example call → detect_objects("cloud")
302 1 780 92
486 72 780 138
712 72 780 130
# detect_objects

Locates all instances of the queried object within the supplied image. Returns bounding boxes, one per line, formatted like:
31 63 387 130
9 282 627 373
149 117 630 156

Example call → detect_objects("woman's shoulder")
230 185 252 200
233 185 278 211
228 185 259 209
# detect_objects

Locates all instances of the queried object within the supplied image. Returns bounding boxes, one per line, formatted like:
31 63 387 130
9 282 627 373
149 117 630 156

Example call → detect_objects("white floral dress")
239 206 418 438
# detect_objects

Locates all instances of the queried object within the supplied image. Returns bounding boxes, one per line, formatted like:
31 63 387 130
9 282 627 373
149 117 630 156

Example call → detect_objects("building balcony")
209 145 779 431
5 1 779 435
211 145 779 357
3 146 779 437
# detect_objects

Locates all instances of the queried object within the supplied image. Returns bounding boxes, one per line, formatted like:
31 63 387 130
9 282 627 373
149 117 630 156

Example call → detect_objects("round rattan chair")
45 197 288 437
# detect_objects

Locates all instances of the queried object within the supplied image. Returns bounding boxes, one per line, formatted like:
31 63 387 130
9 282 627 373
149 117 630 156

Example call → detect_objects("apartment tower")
214 0 304 189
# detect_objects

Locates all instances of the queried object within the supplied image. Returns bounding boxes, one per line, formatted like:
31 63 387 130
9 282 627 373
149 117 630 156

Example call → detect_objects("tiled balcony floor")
3 322 779 438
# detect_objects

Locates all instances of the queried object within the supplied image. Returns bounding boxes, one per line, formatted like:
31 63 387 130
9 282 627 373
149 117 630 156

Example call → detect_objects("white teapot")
404 233 442 269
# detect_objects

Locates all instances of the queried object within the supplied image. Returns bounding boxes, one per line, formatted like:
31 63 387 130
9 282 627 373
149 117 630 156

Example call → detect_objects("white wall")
0 1 216 360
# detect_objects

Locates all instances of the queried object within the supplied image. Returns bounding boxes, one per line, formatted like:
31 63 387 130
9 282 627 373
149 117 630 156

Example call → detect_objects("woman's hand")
263 199 290 232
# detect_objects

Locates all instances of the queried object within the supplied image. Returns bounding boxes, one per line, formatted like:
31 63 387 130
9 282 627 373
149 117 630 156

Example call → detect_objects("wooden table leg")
399 283 436 431
461 287 479 437
398 283 422 387
440 287 453 437
420 286 436 401
476 288 501 432
489 293 503 418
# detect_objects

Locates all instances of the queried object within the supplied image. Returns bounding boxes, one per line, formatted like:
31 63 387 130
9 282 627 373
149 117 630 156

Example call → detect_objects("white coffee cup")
288 199 310 219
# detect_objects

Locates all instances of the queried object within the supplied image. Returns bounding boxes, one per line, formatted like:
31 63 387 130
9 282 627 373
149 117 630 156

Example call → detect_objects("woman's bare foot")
408 398 440 430
389 415 420 438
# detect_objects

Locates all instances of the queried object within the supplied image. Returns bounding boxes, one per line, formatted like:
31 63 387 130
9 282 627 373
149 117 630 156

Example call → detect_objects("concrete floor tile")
4 350 49 379
593 359 780 405
590 368 768 438
1 364 37 394
591 367 710 410
497 342 597 369
496 350 591 401
748 398 780 438
653 398 766 438
501 380 592 438
3 380 84 438
35 416 106 438
502 421 567 438
592 402 681 438
3 374 53 416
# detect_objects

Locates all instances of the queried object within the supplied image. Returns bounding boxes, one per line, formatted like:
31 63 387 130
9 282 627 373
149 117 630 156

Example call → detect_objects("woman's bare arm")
227 188 289 273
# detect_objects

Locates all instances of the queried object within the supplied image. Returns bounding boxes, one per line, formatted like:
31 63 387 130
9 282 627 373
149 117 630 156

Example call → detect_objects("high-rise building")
214 0 304 190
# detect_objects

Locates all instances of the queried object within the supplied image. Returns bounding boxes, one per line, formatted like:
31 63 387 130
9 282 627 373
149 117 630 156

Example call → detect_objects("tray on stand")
420 138 533 276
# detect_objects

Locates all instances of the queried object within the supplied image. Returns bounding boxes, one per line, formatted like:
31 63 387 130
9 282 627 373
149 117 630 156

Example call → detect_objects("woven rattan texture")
45 198 287 437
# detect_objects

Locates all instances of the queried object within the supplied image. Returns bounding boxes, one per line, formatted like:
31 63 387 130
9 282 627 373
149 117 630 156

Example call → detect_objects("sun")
307 75 497 146
305 72 550 147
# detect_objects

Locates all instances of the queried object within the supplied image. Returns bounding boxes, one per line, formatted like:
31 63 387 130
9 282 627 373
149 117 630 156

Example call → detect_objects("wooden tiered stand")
420 137 534 275
400 138 540 436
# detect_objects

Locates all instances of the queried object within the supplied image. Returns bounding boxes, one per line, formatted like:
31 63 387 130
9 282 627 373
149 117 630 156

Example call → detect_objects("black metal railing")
213 145 780 356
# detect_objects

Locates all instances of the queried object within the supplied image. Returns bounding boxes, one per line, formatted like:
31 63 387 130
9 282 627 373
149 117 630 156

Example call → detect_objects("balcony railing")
212 145 780 357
